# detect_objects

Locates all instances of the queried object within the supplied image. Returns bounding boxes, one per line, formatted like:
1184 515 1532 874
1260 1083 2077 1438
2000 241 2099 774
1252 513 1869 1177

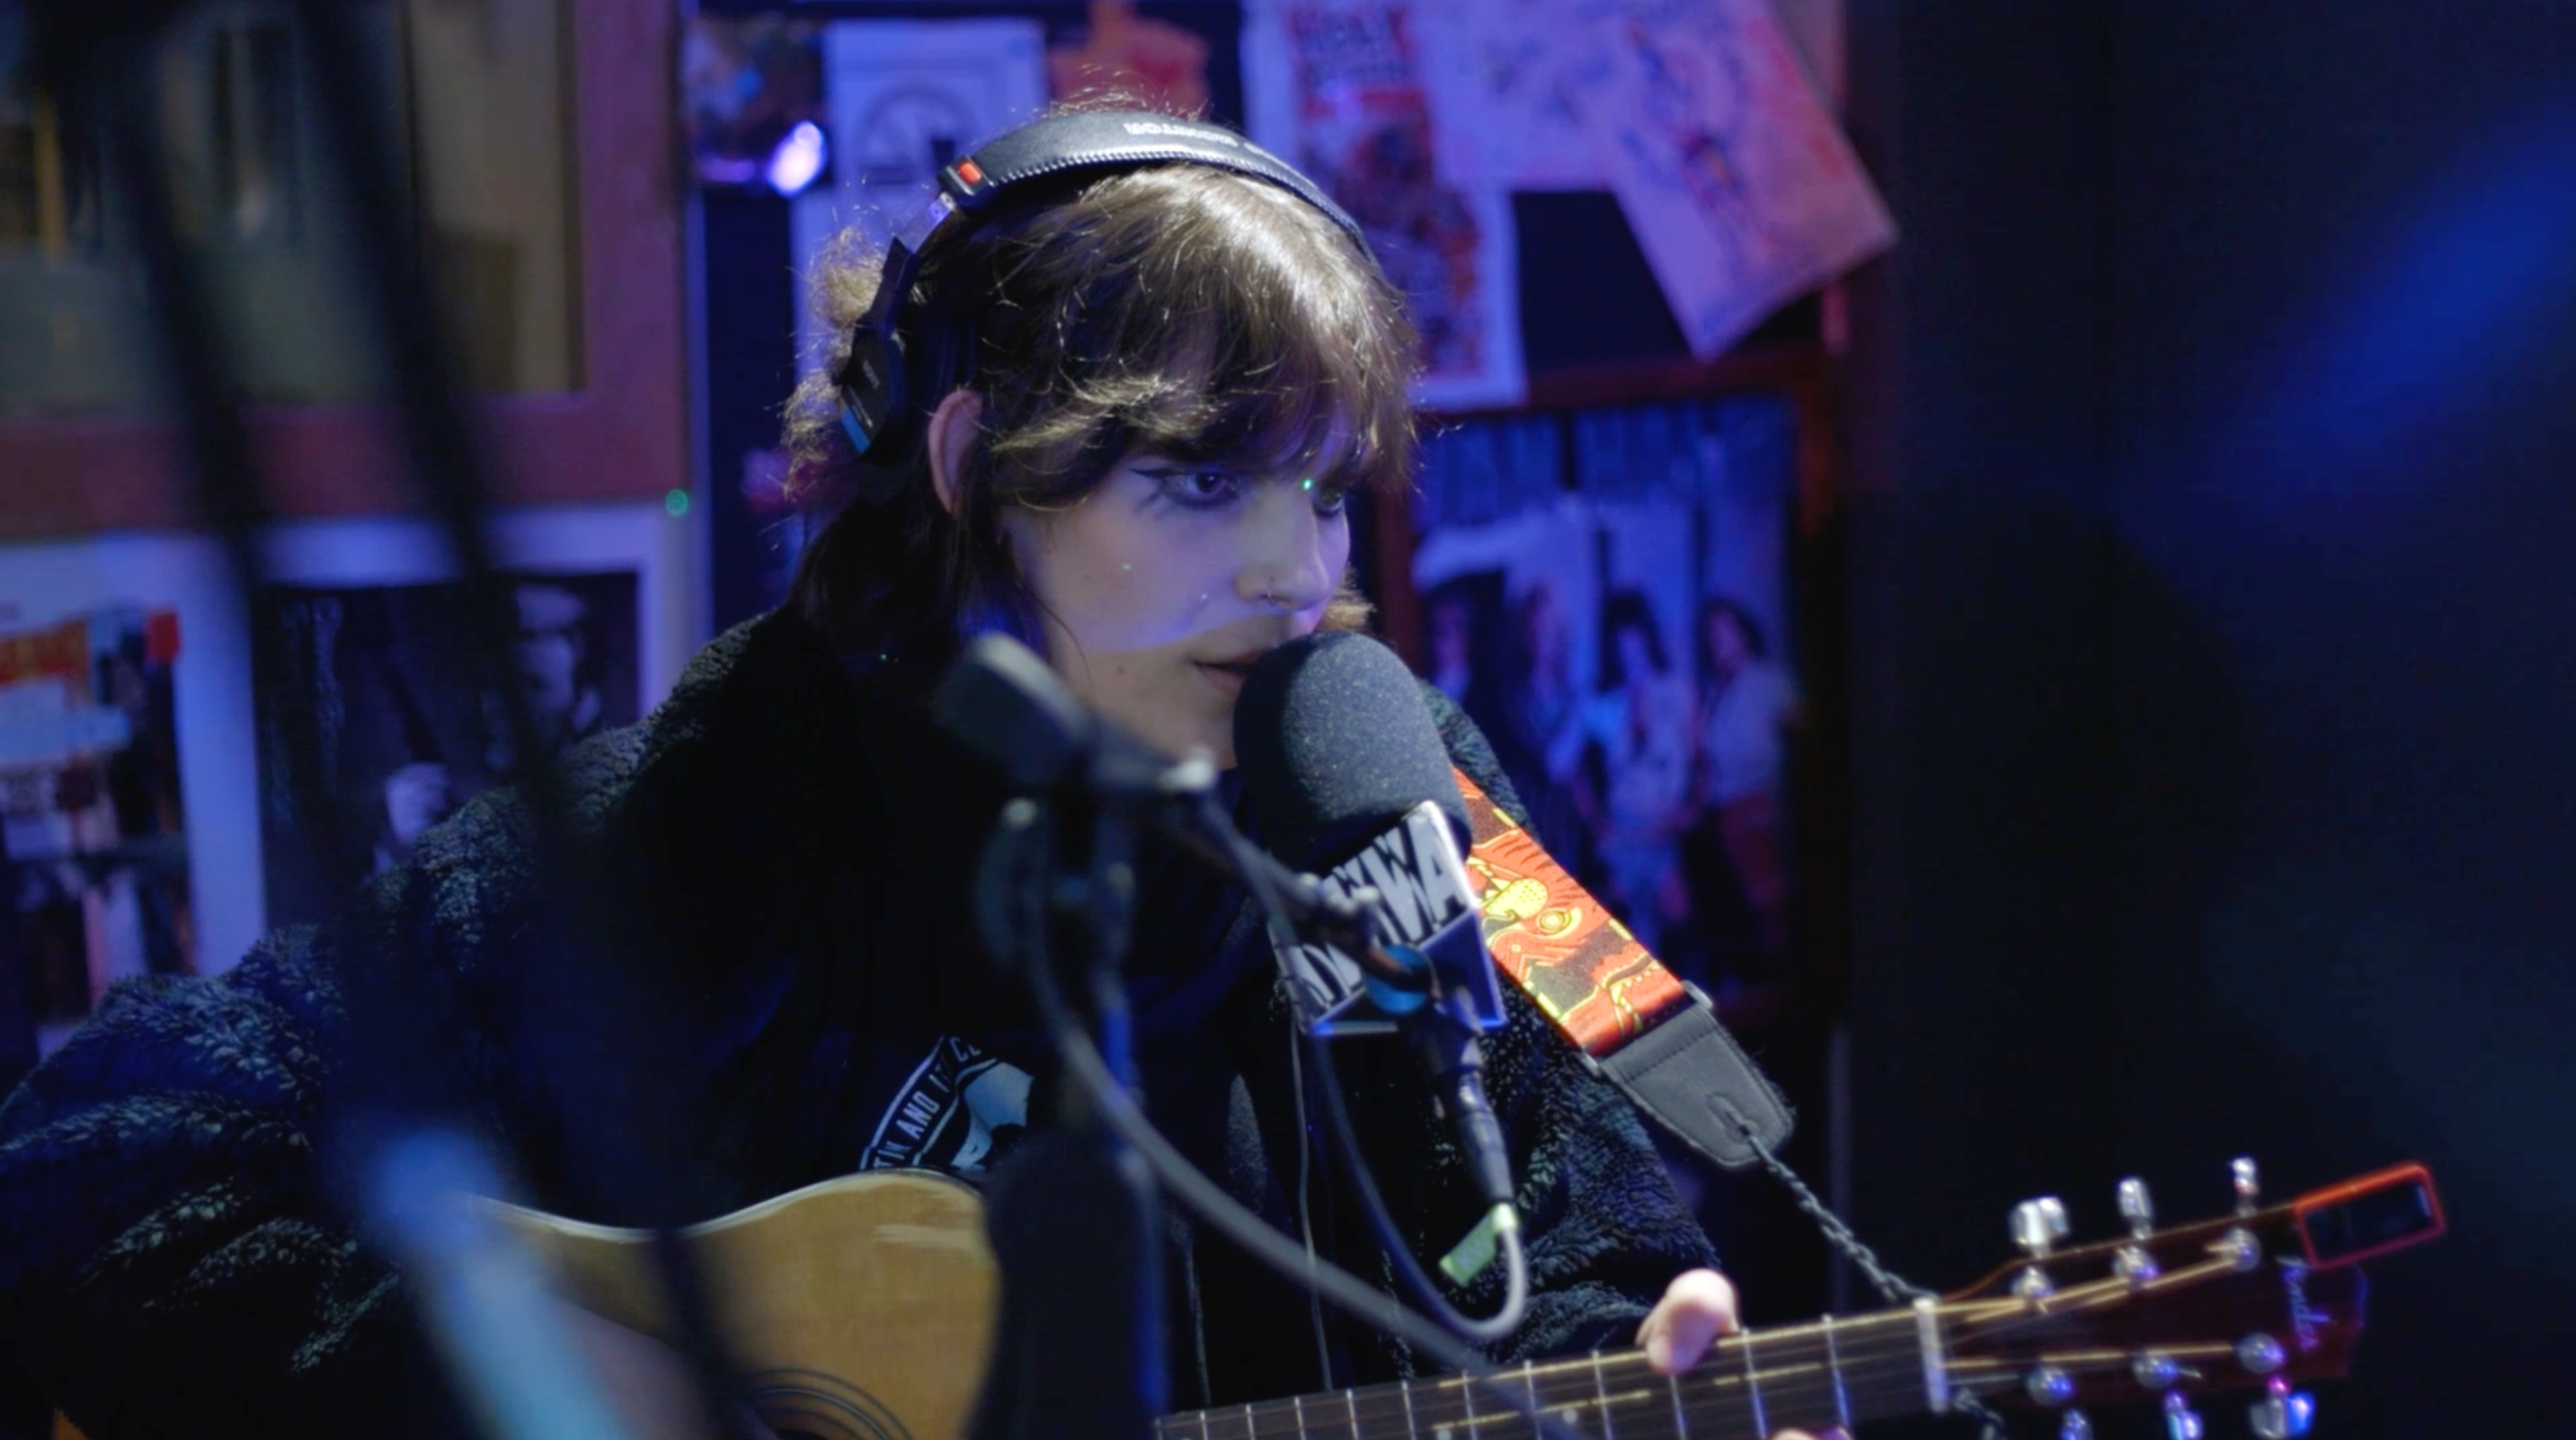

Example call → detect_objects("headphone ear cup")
904 289 975 429
839 278 977 466
836 317 908 460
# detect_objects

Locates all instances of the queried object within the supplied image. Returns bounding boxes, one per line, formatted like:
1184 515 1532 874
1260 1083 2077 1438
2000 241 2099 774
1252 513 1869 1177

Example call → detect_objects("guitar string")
1161 1314 2240 1440
1168 1364 2000 1440
1164 1317 1968 1440
1941 1252 2254 1347
1176 1375 1960 1440
1168 1326 1937 1436
1162 1313 1931 1433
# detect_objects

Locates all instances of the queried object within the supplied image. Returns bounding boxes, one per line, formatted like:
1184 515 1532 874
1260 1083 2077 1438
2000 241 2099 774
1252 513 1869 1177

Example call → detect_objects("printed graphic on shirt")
859 1035 1033 1178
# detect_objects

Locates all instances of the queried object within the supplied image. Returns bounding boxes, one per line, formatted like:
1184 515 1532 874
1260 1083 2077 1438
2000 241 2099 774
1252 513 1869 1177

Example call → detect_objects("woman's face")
1001 453 1350 768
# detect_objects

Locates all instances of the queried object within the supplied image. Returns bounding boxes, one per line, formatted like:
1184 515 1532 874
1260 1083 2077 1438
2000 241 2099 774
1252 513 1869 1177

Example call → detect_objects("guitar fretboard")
1155 1303 1946 1440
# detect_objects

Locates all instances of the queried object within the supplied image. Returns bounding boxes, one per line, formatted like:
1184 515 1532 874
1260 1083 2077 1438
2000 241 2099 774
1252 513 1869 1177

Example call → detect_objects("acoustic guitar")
475 1159 2442 1440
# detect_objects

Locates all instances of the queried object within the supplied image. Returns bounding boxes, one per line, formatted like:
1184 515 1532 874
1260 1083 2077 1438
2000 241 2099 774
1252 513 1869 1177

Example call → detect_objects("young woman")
0 110 1833 1440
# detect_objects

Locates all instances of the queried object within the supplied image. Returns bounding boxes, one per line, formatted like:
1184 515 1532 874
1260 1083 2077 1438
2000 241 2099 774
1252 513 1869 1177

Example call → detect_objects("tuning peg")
2058 1410 2093 1440
2024 1365 2075 1406
2236 1333 2287 1375
2115 1178 2162 1285
2163 1391 2205 1440
2220 1158 2265 1270
2011 1196 2070 1302
2012 1196 2070 1255
2119 1178 2155 1235
2233 1157 2261 1216
2250 1377 2315 1439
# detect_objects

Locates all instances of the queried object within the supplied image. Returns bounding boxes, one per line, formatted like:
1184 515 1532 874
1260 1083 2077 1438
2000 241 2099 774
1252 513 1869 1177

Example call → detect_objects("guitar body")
487 1169 998 1440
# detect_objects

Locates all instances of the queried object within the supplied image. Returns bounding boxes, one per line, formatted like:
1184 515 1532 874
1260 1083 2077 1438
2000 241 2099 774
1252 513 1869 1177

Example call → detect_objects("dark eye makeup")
1132 459 1352 517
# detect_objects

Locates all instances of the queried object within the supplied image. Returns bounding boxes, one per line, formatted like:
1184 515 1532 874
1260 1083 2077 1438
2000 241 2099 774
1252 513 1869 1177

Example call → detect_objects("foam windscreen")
1234 631 1470 872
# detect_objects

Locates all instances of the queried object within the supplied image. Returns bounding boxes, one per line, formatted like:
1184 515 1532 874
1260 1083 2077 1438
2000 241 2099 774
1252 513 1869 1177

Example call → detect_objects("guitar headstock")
1938 1160 2443 1439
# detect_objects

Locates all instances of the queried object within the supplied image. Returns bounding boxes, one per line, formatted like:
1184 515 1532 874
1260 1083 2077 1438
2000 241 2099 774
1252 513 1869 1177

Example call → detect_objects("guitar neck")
1156 1300 1950 1440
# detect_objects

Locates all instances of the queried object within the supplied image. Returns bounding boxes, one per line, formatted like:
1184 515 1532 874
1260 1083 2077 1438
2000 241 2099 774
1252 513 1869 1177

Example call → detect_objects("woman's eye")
1309 481 1352 517
1143 466 1240 507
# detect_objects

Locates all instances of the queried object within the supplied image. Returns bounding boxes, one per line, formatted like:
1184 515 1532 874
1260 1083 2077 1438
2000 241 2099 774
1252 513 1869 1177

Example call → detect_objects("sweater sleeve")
0 823 537 1438
0 932 463 1437
1417 684 1722 1363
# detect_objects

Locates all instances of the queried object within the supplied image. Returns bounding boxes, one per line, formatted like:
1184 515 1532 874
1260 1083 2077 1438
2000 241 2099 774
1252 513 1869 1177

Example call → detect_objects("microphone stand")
967 786 1166 1440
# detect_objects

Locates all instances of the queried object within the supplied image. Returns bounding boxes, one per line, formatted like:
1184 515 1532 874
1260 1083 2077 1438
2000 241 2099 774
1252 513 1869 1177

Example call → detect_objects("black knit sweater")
0 609 1716 1438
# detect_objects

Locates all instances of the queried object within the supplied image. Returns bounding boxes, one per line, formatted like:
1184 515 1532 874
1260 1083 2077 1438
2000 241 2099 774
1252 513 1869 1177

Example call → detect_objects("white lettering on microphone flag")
1271 801 1506 1036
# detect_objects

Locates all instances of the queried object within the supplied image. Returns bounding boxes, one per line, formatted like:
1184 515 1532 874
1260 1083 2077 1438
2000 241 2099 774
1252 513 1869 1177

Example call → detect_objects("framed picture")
1396 385 1817 1003
2 0 683 537
252 569 643 930
0 499 690 1060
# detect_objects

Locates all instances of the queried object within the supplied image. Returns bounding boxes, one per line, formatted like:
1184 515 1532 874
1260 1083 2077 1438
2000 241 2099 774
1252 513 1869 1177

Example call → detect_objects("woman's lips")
1195 659 1255 694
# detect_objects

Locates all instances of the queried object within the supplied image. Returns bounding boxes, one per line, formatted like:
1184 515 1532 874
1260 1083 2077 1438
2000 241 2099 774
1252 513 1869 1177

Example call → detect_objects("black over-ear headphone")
832 110 1371 467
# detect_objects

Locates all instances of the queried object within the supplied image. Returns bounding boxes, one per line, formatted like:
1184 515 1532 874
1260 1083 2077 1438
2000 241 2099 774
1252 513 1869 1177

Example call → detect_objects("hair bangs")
985 165 1417 502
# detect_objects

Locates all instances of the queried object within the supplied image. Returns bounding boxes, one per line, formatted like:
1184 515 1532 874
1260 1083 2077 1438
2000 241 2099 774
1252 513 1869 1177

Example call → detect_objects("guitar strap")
1452 768 1795 1170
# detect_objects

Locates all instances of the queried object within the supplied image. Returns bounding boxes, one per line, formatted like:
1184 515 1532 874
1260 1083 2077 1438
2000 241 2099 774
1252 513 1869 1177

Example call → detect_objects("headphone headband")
835 111 1371 467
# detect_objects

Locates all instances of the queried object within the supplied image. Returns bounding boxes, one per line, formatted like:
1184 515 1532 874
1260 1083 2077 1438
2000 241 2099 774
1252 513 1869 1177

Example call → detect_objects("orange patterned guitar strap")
1452 769 1795 1169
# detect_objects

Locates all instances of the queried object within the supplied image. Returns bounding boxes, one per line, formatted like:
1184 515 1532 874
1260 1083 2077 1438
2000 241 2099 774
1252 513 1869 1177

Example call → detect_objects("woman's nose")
1237 483 1337 612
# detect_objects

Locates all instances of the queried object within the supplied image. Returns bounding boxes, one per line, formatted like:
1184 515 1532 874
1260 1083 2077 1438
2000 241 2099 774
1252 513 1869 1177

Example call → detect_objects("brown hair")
779 143 1417 687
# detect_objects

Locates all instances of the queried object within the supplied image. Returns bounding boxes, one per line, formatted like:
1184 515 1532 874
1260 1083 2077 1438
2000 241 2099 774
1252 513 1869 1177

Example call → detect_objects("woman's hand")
1635 1269 1852 1440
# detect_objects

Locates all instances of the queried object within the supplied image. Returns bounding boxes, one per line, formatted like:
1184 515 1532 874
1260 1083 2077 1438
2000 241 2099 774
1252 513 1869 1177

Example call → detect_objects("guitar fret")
1739 1332 1766 1439
1589 1353 1616 1440
1164 1303 2019 1440
1822 1315 1851 1433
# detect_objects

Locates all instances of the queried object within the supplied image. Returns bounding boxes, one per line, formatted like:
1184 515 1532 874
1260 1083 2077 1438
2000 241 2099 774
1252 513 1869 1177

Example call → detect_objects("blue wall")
1842 3 2575 1433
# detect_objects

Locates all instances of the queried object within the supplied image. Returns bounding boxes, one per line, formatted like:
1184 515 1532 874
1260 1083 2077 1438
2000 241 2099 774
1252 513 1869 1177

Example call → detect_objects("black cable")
1178 795 1534 1344
271 6 751 1435
981 801 1585 1440
1192 777 1994 1439
1296 1030 1531 1345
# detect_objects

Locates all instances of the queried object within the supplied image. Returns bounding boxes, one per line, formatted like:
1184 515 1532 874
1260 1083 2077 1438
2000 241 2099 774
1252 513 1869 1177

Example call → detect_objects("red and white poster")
1244 1 1526 409
0 608 192 1059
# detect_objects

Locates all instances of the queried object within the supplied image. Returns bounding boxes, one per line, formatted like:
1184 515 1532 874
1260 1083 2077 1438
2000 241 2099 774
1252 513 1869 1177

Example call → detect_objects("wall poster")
0 607 190 1062
1408 395 1804 996
253 571 643 931
1417 0 1892 361
1243 0 1526 409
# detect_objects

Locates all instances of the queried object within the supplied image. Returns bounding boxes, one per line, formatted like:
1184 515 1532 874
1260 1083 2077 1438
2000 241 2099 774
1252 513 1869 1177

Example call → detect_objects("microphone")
1234 632 1506 1037
1235 632 1514 1210
935 634 1215 802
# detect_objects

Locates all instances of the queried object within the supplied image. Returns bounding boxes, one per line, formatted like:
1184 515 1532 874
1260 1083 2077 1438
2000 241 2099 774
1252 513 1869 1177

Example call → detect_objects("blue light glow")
2243 111 2576 513
766 121 828 198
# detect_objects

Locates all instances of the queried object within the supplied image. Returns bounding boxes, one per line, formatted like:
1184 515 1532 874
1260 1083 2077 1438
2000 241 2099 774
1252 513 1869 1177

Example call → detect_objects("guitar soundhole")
747 1369 913 1440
